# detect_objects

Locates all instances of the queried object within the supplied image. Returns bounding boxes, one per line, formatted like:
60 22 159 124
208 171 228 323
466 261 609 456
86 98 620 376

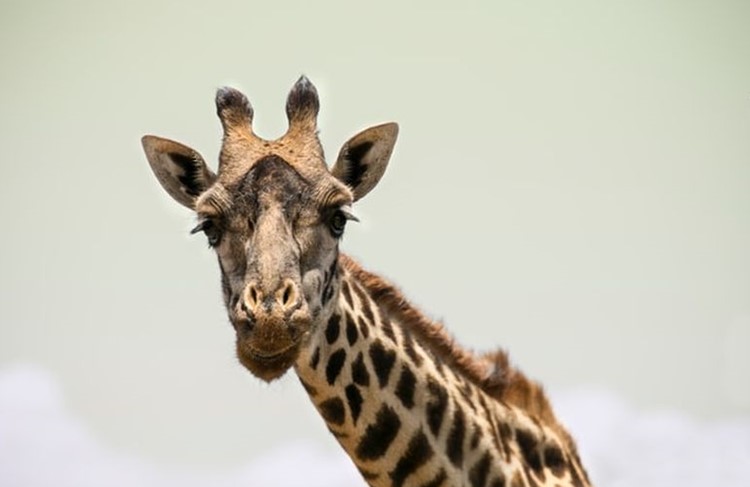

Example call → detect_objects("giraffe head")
142 77 398 381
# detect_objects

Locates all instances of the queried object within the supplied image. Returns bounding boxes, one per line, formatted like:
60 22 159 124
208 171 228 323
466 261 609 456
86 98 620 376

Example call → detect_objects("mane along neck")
340 254 571 442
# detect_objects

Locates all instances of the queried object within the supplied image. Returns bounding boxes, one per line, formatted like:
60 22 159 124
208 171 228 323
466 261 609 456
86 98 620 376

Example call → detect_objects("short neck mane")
341 255 564 430
293 254 591 487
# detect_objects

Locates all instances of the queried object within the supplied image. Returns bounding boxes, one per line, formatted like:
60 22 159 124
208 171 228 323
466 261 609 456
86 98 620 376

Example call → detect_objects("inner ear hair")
339 140 374 190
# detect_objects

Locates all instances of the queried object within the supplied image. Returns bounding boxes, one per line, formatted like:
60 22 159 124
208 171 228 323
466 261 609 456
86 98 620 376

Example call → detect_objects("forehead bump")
216 87 254 136
285 75 320 134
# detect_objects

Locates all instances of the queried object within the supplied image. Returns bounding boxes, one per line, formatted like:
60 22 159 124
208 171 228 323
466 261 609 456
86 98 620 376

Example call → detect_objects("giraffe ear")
141 135 217 209
331 122 398 201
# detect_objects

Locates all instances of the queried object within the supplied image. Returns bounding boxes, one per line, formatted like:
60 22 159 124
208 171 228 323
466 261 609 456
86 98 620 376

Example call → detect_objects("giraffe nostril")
279 280 297 309
245 282 262 311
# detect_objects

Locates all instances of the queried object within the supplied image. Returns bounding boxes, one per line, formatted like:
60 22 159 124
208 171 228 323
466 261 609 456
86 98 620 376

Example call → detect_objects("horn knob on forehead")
216 87 254 135
285 75 319 133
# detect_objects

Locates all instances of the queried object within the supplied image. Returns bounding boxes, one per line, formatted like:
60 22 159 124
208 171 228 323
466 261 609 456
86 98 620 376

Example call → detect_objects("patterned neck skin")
294 255 592 487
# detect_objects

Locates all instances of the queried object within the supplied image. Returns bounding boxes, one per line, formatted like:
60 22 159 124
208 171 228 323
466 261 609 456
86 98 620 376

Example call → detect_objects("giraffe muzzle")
232 278 312 381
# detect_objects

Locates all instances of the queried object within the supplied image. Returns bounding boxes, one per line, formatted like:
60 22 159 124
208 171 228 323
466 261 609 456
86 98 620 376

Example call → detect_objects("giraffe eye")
329 210 347 238
190 219 223 247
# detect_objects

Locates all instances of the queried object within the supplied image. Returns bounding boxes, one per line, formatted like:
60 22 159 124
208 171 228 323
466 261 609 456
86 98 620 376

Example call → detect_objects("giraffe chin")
236 340 301 382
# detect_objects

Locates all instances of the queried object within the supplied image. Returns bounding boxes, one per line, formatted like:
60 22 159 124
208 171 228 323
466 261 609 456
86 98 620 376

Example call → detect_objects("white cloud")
1 364 749 487
0 364 359 487
553 388 750 487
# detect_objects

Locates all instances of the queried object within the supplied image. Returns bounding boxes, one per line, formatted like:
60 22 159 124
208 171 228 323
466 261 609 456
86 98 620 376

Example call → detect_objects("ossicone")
285 75 320 132
216 86 254 135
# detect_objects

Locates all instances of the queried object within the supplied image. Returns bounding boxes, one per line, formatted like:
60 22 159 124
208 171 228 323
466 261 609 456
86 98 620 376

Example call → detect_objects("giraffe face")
142 77 398 382
194 155 352 381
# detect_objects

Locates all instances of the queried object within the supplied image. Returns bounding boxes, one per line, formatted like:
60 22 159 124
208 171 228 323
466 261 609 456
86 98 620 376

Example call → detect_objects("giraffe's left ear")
141 135 217 209
331 122 398 201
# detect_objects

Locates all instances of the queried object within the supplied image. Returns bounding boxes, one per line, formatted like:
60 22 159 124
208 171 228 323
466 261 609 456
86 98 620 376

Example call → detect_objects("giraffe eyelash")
190 219 223 247
340 205 359 222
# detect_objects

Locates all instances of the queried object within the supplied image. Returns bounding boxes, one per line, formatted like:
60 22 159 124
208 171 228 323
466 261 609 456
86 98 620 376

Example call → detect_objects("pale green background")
1 0 748 468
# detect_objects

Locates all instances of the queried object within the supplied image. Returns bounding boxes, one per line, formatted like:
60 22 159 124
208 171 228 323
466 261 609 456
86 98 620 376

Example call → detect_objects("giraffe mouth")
231 309 313 382
236 339 302 382
245 342 299 362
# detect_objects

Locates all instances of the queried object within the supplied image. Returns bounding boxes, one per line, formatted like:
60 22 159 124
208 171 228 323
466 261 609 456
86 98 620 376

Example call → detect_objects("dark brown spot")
543 444 567 477
351 352 370 386
426 377 448 437
516 429 543 473
395 365 417 409
346 316 358 345
356 404 401 461
309 346 320 370
345 384 363 424
369 340 396 388
326 348 347 385
389 429 434 487
319 396 345 425
325 314 341 344
447 406 465 467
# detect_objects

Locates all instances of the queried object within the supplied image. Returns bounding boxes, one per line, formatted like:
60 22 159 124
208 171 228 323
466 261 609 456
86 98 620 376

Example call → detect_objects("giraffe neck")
294 255 592 487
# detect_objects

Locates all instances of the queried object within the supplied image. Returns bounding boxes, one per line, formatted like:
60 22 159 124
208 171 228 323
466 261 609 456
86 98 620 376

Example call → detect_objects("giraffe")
141 77 592 487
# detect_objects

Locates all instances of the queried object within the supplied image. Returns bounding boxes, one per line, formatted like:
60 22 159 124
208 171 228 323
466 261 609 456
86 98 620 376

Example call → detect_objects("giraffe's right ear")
331 123 398 202
141 135 217 209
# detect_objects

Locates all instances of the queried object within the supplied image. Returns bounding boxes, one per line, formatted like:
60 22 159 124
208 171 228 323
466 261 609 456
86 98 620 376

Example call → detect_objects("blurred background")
1 0 748 485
